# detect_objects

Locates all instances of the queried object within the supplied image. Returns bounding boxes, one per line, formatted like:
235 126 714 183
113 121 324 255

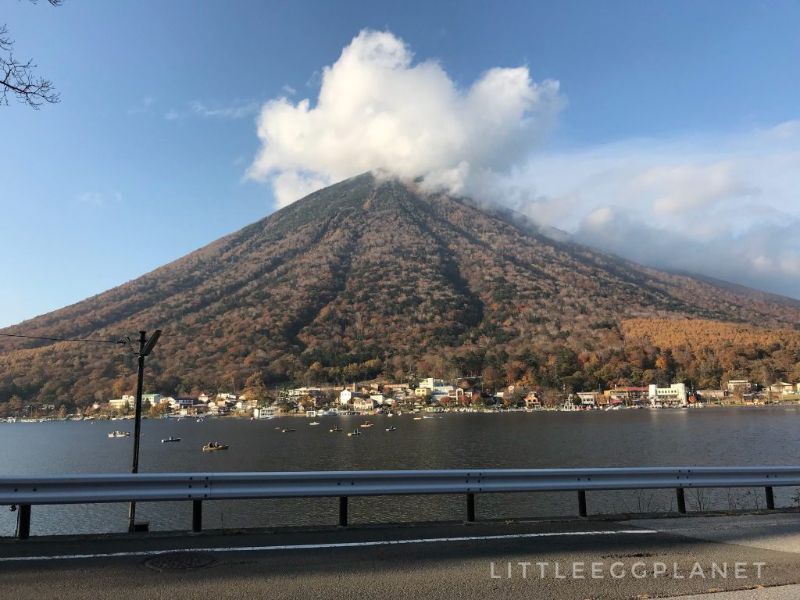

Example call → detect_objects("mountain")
2 173 800 408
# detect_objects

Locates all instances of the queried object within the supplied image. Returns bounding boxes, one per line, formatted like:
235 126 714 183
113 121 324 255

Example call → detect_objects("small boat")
347 429 361 437
202 442 229 452
413 417 422 421
359 422 374 428
161 436 181 443
281 428 296 433
108 430 130 438
309 421 320 426
329 426 342 432
196 418 205 423
385 426 397 432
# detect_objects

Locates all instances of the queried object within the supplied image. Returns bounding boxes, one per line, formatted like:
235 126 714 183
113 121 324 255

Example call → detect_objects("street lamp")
127 329 161 533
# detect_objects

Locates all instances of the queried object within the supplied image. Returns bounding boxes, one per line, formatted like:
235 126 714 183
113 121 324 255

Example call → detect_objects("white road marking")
0 529 657 562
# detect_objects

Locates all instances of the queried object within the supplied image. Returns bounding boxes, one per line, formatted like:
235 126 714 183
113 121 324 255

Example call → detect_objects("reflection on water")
2 407 799 536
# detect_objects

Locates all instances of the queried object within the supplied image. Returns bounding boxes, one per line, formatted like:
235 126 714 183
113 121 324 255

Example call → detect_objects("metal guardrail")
3 466 798 539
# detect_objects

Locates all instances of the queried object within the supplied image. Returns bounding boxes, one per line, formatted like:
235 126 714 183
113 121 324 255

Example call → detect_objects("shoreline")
3 402 800 424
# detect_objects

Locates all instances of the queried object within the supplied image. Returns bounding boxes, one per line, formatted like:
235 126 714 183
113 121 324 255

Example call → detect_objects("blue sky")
2 0 800 327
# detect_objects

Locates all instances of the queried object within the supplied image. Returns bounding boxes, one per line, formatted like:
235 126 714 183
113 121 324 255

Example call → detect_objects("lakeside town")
3 377 800 423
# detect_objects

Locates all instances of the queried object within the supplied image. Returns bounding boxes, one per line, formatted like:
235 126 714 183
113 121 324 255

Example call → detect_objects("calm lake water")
2 407 800 537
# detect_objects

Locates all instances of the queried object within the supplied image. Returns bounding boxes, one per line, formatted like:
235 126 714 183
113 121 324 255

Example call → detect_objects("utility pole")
127 329 161 533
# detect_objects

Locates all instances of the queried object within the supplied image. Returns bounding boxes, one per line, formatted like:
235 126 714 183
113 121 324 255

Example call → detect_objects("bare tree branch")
1 1 62 109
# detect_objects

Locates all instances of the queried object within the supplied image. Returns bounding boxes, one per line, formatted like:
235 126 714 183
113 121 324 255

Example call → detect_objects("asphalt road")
3 514 800 599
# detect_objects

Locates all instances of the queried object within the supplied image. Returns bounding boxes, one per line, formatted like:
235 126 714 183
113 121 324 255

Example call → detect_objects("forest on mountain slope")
1 173 799 410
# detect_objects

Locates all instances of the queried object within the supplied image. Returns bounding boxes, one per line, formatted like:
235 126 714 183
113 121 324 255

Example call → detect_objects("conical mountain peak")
2 175 800 406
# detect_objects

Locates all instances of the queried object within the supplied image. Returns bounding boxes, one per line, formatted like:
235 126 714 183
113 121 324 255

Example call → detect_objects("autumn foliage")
1 174 799 410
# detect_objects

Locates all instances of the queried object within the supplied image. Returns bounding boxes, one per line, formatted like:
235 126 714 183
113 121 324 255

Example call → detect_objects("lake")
2 407 800 536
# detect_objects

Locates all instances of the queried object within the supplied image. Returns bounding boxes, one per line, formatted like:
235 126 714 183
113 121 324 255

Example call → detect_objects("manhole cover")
143 552 217 572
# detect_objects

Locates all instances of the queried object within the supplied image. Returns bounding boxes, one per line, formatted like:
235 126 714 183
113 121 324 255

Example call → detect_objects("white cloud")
247 29 563 207
629 163 757 216
242 28 800 299
504 124 800 298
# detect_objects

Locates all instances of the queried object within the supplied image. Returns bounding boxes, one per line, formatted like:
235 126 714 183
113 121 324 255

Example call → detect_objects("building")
174 397 196 410
143 393 162 406
108 398 132 411
648 383 688 406
353 397 375 412
697 389 726 402
768 382 795 395
605 387 648 405
726 380 752 394
254 406 279 418
287 387 323 398
576 392 599 406
382 383 410 393
524 391 541 408
339 389 354 405
418 378 445 390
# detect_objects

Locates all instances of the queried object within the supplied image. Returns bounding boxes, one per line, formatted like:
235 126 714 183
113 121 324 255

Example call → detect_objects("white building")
143 393 162 406
108 398 132 411
287 387 323 398
254 406 279 418
339 389 353 405
418 378 445 390
353 398 375 412
577 392 599 406
648 383 688 406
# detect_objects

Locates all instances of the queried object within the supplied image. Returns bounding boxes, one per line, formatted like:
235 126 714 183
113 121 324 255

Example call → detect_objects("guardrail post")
466 493 476 522
765 486 775 510
339 496 348 527
16 504 31 540
578 490 587 517
192 500 203 532
676 488 687 514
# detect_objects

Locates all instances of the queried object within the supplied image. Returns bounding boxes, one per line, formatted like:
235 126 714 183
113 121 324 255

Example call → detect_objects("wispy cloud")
498 122 800 298
305 70 321 88
75 191 123 207
127 95 156 115
164 99 259 121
